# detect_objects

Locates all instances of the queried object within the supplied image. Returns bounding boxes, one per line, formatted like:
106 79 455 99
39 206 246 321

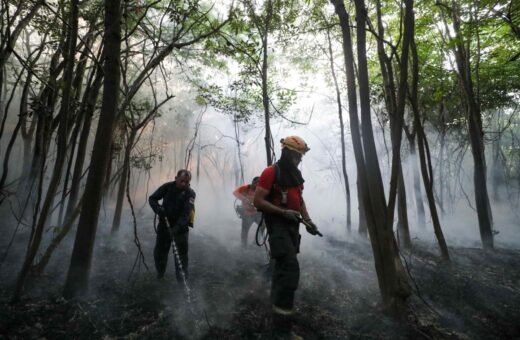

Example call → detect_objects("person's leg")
271 248 300 313
268 221 300 337
172 231 189 282
154 221 171 278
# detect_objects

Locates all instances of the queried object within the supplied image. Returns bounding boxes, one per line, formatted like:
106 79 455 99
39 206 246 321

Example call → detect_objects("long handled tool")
164 219 192 304
298 217 323 237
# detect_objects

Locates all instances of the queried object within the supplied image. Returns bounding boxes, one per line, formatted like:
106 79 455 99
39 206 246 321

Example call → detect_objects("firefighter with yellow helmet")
254 135 321 340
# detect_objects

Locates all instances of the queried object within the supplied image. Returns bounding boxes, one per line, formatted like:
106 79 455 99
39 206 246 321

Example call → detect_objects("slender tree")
11 0 79 301
331 0 411 314
438 0 494 249
63 0 122 298
410 36 450 260
324 19 352 233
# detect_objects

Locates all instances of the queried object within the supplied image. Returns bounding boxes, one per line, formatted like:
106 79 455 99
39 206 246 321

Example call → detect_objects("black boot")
272 311 303 340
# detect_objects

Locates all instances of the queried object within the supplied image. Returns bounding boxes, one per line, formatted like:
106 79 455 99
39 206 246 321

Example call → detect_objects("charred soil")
1 218 519 340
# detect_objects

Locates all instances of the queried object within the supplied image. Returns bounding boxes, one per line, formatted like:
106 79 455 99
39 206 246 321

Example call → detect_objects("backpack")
268 163 298 207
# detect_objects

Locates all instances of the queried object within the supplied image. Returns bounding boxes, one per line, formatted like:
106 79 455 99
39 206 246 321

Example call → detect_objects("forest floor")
1 212 520 340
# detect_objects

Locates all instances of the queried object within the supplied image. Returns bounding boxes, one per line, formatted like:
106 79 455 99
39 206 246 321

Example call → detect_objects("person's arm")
300 197 321 236
254 184 300 222
149 184 167 215
300 198 311 221
254 186 285 216
233 185 249 202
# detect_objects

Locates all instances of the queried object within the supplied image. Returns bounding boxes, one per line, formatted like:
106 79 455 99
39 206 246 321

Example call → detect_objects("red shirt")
233 184 257 216
257 165 303 211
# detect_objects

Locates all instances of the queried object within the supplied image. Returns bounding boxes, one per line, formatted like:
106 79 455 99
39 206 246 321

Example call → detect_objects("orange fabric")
233 184 258 216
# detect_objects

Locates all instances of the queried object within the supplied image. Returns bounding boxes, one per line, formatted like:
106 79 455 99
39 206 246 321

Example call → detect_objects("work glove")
156 206 166 217
282 209 301 223
304 219 320 236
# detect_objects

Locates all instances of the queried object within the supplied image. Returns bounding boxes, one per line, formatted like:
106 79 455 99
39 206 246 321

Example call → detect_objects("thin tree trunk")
492 110 503 201
57 114 82 225
64 64 104 222
63 0 122 298
262 0 273 166
397 168 411 248
437 112 446 215
12 0 79 301
20 16 67 215
450 1 494 249
111 129 136 234
233 113 244 185
407 134 425 227
332 0 410 314
354 0 410 313
374 0 412 242
410 37 450 261
0 67 31 191
326 23 351 233
57 31 98 225
358 178 367 237
31 196 84 275
0 0 44 119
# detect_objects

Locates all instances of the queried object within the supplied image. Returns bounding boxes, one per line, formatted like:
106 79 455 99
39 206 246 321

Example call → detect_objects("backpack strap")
271 163 288 207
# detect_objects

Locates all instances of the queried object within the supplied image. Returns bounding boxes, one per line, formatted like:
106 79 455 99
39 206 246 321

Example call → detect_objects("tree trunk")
437 116 446 215
491 111 503 201
19 18 67 215
374 0 412 244
358 178 367 237
0 70 23 185
326 23 351 233
450 1 494 249
354 0 411 312
57 113 82 226
0 0 44 121
57 31 98 225
111 129 136 234
407 134 426 227
382 0 413 231
12 0 79 301
0 68 32 191
63 0 122 298
331 0 410 314
262 0 274 166
397 168 411 248
64 64 104 222
410 37 450 261
31 196 84 275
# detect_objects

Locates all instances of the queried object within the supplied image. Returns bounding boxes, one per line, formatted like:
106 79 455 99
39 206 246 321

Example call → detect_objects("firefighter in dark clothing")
233 177 262 247
149 169 196 282
254 136 320 340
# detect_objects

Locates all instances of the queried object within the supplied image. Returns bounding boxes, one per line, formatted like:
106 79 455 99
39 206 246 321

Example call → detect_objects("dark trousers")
154 221 189 281
241 212 262 247
266 216 300 311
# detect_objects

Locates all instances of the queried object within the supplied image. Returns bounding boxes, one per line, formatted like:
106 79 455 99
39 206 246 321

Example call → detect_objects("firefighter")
233 177 262 247
149 169 196 282
254 136 320 340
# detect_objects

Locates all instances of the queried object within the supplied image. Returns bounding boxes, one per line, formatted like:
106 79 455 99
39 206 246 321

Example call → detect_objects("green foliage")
130 153 156 170
364 0 520 136
187 0 313 124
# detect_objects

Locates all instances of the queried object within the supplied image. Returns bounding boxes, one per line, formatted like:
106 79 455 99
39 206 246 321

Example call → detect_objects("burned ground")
1 213 519 340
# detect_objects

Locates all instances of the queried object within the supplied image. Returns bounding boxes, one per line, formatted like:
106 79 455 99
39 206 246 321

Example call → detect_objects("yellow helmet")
281 136 310 155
